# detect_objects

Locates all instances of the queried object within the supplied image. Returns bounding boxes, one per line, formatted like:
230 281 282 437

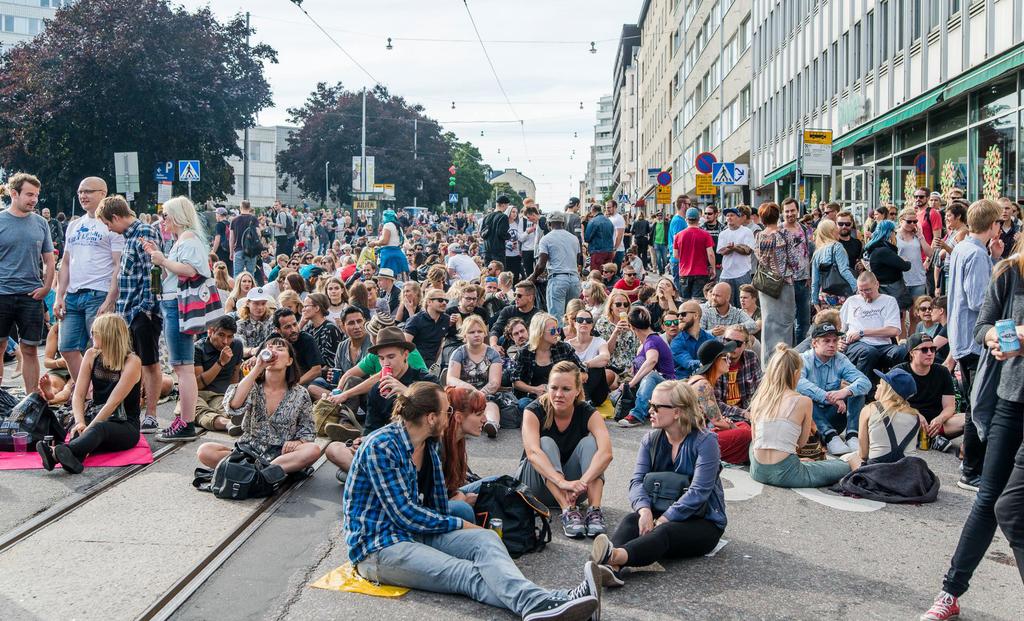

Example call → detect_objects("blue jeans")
59 289 106 353
356 528 564 615
546 274 581 327
811 395 865 441
794 279 811 343
614 250 625 269
232 250 258 280
160 299 195 366
670 258 681 293
749 452 850 488
844 341 908 382
629 371 665 421
654 244 669 275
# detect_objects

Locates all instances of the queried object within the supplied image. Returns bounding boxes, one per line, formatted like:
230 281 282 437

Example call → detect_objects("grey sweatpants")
516 434 599 508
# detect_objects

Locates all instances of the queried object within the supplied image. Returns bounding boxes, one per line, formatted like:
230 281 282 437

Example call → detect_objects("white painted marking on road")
721 468 764 502
705 539 728 557
792 487 885 512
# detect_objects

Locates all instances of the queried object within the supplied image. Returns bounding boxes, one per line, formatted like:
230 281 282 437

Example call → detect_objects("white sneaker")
826 436 852 455
845 436 860 453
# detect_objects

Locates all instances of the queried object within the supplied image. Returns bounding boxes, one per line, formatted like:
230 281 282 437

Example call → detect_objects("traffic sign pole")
188 180 192 201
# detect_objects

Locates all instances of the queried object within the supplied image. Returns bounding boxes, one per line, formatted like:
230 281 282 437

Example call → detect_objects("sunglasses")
914 194 928 199
623 273 636 277
574 317 594 324
612 302 629 308
904 219 918 224
918 306 933 311
548 328 560 336
837 222 853 227
515 292 529 298
603 270 615 274
663 319 679 326
679 311 694 317
915 346 937 353
648 403 675 411
728 338 745 347
429 297 447 303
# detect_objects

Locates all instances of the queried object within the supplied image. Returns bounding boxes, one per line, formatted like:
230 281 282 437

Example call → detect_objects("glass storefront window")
896 149 927 206
973 111 1017 200
929 97 968 140
972 76 1018 123
932 132 969 198
898 120 927 151
876 131 893 159
854 143 874 166
876 159 894 209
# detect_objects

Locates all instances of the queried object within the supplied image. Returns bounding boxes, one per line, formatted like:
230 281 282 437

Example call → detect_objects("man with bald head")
669 300 714 379
53 177 124 381
700 282 757 337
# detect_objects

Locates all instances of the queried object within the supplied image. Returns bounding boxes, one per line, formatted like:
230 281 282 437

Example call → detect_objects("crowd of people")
1 171 1022 620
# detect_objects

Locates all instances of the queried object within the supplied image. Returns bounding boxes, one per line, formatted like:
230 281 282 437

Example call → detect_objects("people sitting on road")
855 368 922 465
738 284 761 339
41 323 75 405
794 308 841 353
612 264 642 302
252 308 323 390
403 287 450 369
929 295 952 365
894 333 963 452
670 300 714 379
913 296 941 337
343 380 602 621
511 312 585 412
236 286 276 357
517 361 613 538
590 380 727 587
687 340 752 465
659 309 681 347
749 344 860 488
196 337 319 475
839 272 907 386
700 282 757 337
714 324 762 422
568 307 616 407
311 306 370 405
489 280 540 354
440 386 487 524
186 315 243 435
582 279 608 317
37 314 143 474
796 323 872 456
361 327 437 436
618 307 676 428
446 315 504 437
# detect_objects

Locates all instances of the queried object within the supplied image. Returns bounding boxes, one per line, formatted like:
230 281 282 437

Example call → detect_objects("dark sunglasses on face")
663 319 680 326
837 222 853 227
728 338 745 347
574 317 594 324
648 403 675 412
603 270 615 274
429 297 447 303
916 346 937 354
548 328 560 335
918 306 932 311
612 302 629 308
914 194 927 199
904 219 918 224
623 273 636 278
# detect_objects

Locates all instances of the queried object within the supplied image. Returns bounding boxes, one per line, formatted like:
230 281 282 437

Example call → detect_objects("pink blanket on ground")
0 435 153 470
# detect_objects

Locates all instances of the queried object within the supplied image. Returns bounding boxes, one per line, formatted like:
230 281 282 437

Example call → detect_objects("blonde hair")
870 380 922 426
536 361 584 430
814 219 841 249
213 262 232 291
422 288 445 311
749 344 803 422
226 271 254 309
653 380 705 436
527 312 558 351
161 196 208 245
563 298 586 336
583 280 608 307
278 290 302 315
91 313 132 371
237 295 276 320
604 290 631 323
458 314 488 341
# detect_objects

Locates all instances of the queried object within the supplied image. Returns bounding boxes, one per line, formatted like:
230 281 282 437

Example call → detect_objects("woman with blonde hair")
856 368 922 465
590 380 727 587
213 261 233 301
142 195 209 442
225 271 255 314
562 299 587 340
810 219 858 311
595 290 639 378
511 312 586 411
582 280 608 317
395 280 422 323
517 361 613 538
277 290 302 317
37 314 142 474
747 344 858 487
447 314 504 436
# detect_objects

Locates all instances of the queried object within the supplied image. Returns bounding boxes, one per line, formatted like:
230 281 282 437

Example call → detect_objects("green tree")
0 0 276 211
444 134 491 212
278 83 451 207
489 182 524 208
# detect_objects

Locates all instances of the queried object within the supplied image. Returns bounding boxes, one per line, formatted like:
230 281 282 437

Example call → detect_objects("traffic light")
448 165 457 188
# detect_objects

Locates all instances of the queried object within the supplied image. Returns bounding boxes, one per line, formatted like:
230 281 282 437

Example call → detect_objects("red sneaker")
920 592 959 620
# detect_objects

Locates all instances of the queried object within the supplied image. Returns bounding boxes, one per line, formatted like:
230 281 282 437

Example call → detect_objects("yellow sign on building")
656 184 672 204
803 129 833 144
695 174 715 195
353 200 378 211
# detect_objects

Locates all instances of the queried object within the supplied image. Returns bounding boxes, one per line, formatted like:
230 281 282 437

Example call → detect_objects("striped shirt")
116 219 160 325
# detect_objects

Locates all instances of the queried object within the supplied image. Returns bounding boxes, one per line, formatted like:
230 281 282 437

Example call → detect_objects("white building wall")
0 1 68 49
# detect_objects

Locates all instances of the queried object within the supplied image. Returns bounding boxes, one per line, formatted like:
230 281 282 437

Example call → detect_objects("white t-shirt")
716 225 756 280
610 214 626 251
161 235 212 294
383 222 402 247
840 294 901 346
572 336 607 364
447 253 482 281
64 212 125 293
521 219 539 252
505 219 525 257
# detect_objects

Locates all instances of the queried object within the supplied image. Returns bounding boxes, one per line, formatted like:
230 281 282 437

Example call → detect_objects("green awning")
761 161 796 185
832 91 942 151
943 45 1024 100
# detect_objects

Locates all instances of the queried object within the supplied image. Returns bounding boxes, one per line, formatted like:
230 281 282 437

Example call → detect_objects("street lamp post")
325 160 330 208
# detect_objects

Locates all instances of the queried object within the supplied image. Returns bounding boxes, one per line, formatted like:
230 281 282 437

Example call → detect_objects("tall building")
584 95 614 201
612 24 641 203
751 1 1024 220
635 0 677 203
0 1 68 49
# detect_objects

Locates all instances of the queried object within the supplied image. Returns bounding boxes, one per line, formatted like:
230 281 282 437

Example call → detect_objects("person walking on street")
668 195 692 293
583 204 614 272
565 197 585 246
230 200 262 283
630 212 652 271
271 201 295 257
781 198 814 344
652 212 669 276
527 212 582 327
606 200 627 270
672 208 715 301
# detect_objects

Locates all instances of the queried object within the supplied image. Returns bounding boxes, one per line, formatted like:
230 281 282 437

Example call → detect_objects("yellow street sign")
353 200 377 211
803 129 833 145
695 173 715 196
656 184 672 204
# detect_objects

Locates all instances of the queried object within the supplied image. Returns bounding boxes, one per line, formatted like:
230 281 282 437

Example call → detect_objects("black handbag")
880 280 913 310
971 266 1019 441
820 245 853 297
473 475 551 558
613 383 636 421
641 430 710 516
192 443 289 500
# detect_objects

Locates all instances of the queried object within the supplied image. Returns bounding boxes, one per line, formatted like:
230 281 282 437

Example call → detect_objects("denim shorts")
160 299 195 366
59 289 107 352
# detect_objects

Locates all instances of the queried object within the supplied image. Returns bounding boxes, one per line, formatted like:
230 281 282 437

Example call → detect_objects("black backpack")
241 218 263 257
192 443 300 500
0 392 68 451
283 212 295 236
473 475 551 558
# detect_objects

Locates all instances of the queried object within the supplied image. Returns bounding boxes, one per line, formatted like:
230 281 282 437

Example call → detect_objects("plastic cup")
12 432 29 453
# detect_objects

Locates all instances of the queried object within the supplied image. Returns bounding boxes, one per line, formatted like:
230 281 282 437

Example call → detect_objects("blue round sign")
656 171 672 186
695 151 717 174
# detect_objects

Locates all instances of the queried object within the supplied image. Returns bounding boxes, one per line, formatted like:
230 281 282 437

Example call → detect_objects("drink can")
381 365 392 380
260 349 275 362
918 425 930 451
488 518 503 538
331 388 343 396
996 319 1020 353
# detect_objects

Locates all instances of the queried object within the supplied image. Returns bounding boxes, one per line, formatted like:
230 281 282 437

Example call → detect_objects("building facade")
612 25 641 202
584 95 615 201
489 168 537 201
0 1 67 49
635 0 677 202
751 0 1024 220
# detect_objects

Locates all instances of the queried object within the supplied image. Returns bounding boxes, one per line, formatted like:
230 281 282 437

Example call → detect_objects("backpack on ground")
473 475 551 558
0 392 67 451
241 219 264 257
192 442 305 500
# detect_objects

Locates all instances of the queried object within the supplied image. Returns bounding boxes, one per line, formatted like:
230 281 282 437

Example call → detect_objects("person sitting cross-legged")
343 381 603 621
894 333 964 453
185 315 243 436
796 323 872 456
855 368 923 465
518 361 614 539
618 306 677 428
589 380 727 588
839 271 907 386
714 324 763 422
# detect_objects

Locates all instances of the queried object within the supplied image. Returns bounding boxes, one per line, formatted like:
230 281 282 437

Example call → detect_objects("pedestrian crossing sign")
178 160 201 182
712 162 736 186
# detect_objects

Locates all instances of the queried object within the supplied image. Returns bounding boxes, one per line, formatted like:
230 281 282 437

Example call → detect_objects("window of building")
880 1 889 60
854 23 862 80
929 97 968 139
973 76 1019 124
933 131 969 195
740 86 751 119
739 14 752 50
876 131 893 159
895 0 905 49
898 120 927 151
974 112 1017 199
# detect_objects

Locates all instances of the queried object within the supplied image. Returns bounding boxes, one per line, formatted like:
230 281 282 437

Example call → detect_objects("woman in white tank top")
747 344 859 488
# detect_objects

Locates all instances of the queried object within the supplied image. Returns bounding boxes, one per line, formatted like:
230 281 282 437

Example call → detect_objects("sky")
177 0 640 209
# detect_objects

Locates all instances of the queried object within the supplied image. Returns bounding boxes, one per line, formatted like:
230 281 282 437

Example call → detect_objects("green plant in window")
810 190 818 209
982 144 1002 200
904 170 917 204
940 159 956 200
879 178 891 205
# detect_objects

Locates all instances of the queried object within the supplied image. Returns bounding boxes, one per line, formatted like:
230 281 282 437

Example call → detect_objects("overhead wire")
285 0 381 87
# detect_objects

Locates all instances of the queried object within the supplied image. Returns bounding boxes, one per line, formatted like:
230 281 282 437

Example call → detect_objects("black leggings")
611 511 723 568
68 420 139 460
584 366 610 407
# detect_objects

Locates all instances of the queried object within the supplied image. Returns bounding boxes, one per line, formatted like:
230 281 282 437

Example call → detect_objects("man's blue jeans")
654 244 669 275
356 528 566 615
670 258 681 293
546 274 581 327
629 371 665 421
794 279 811 343
232 250 258 279
58 289 106 353
812 395 865 441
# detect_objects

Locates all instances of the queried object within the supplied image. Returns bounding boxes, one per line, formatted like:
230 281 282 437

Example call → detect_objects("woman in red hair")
442 386 487 524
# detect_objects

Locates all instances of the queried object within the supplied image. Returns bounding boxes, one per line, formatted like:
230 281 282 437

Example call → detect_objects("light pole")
325 160 330 208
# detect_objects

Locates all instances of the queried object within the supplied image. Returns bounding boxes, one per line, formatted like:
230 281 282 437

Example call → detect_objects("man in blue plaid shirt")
97 196 164 433
343 381 602 621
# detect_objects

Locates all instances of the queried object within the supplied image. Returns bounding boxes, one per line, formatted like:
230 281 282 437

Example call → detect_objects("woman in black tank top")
37 314 143 474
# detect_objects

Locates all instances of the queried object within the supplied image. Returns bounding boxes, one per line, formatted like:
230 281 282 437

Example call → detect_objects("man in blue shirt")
668 195 692 291
670 300 714 379
343 381 601 620
584 203 615 272
796 323 871 456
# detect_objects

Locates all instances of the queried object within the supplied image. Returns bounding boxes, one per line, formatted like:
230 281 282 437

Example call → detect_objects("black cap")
695 339 737 376
496 195 511 204
906 332 934 352
811 323 844 339
567 197 581 207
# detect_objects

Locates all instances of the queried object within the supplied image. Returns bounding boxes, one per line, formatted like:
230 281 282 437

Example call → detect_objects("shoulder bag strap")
895 416 921 454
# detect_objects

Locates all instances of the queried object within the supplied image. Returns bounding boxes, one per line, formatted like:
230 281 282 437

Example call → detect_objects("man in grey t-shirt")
527 211 582 326
0 173 55 393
